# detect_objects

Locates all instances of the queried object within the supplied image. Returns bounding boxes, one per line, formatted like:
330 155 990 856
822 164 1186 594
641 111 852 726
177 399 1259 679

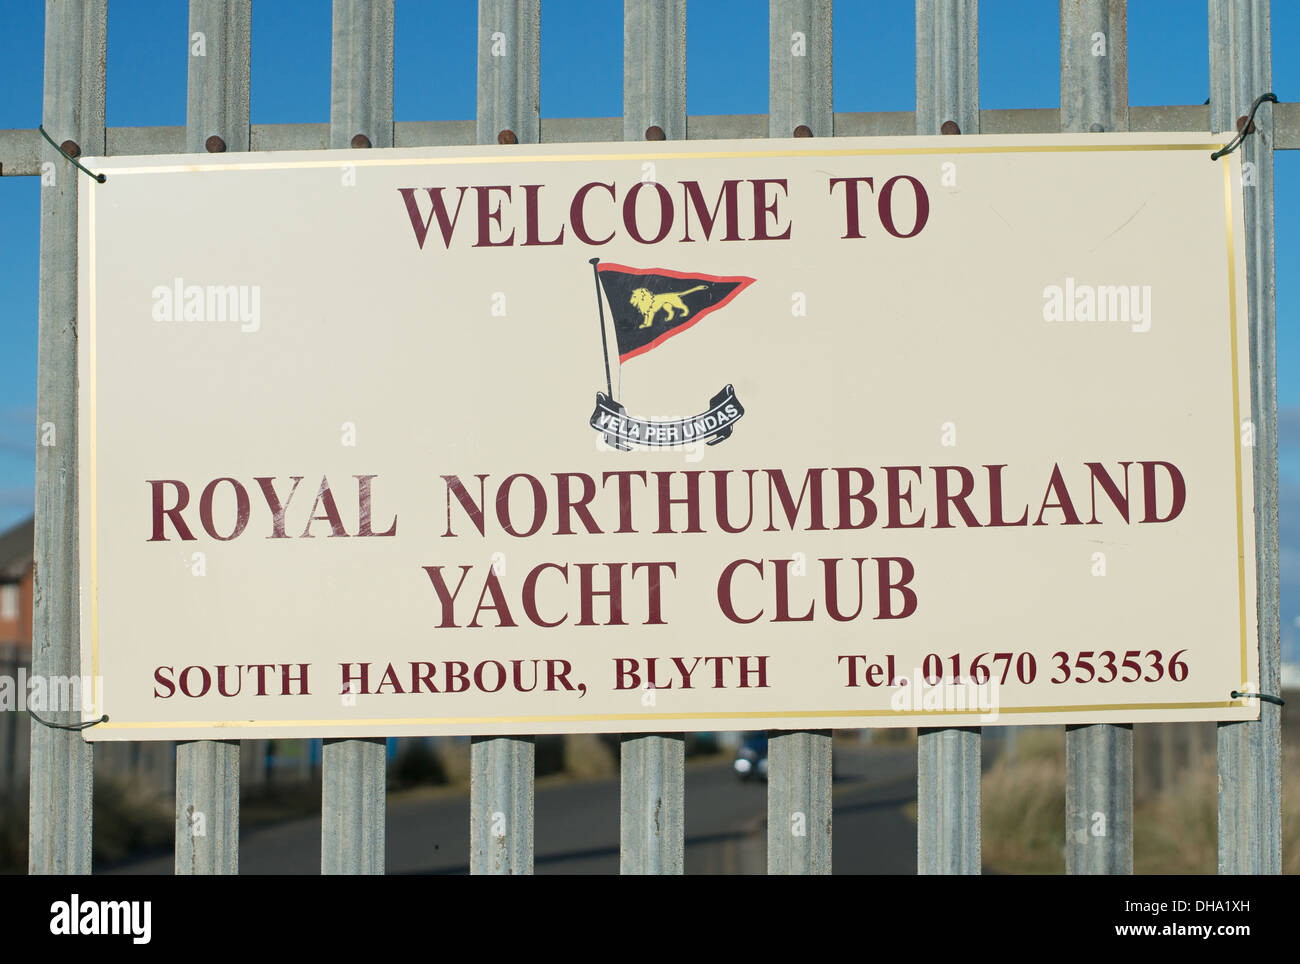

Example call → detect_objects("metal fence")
0 0 1283 875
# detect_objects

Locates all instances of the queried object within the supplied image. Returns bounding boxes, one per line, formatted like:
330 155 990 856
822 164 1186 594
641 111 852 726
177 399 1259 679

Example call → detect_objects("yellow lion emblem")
629 285 707 329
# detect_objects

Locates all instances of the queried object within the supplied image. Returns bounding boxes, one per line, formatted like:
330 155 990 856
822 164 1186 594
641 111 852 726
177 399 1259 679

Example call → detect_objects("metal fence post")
469 0 539 876
1210 0 1281 875
619 0 686 876
319 0 394 876
174 0 249 876
28 0 105 876
915 0 981 876
769 0 832 139
767 0 833 876
1060 0 1134 876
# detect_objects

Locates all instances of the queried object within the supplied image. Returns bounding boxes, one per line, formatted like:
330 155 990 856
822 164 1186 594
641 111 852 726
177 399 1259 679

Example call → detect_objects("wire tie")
28 709 109 731
1211 93 1278 160
38 124 107 183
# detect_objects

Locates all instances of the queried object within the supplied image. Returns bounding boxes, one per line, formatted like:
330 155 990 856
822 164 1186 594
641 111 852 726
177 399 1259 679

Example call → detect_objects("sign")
76 132 1258 739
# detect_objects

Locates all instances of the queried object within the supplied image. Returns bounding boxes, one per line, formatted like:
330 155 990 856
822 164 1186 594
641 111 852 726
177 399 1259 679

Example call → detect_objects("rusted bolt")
350 133 372 149
645 125 666 141
1236 114 1255 135
205 134 226 153
793 124 813 138
497 129 517 145
940 120 960 135
60 139 80 158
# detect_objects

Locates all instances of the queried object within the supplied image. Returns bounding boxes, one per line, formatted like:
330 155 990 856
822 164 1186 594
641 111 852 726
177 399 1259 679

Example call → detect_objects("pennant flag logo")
584 259 754 450
595 263 755 362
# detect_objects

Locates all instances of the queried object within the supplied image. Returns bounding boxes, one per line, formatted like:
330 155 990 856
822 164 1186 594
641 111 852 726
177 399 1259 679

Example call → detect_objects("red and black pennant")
595 263 754 362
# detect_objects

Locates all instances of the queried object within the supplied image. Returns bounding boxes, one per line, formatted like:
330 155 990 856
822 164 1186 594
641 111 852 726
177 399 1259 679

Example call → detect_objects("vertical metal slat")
469 0 539 875
320 0 394 875
1211 0 1281 876
914 0 981 876
174 0 250 876
1060 0 1133 876
28 0 105 877
619 0 686 876
769 0 832 139
766 0 833 876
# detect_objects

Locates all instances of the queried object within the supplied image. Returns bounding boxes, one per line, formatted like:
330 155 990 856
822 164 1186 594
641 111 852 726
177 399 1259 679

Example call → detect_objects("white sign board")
76 132 1258 739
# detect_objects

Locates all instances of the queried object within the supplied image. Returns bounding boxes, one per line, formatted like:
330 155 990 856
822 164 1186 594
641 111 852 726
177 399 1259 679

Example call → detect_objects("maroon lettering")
878 174 930 238
442 473 489 537
570 181 616 245
718 558 763 624
655 471 704 533
885 466 925 528
522 563 568 627
496 473 547 537
986 464 1029 527
772 558 814 622
553 472 601 535
681 179 742 242
835 467 878 529
1086 461 1133 524
355 474 397 537
1140 460 1186 523
829 176 874 238
1034 464 1084 526
577 562 625 626
255 476 304 538
622 181 674 244
300 476 349 538
468 567 517 627
750 179 792 240
631 561 677 625
397 186 469 249
149 480 195 542
823 557 870 622
521 184 564 246
933 466 980 528
766 468 827 531
875 557 918 619
423 565 474 628
199 478 251 541
472 185 514 247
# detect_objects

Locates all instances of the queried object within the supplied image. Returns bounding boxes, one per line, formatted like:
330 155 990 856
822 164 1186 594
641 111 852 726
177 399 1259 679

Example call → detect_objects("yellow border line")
95 141 1224 177
1223 159 1250 686
84 139 1253 728
92 700 1244 730
88 185 99 699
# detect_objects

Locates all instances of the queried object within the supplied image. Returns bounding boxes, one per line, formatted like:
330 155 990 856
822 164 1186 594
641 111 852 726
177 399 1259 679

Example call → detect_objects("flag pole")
589 257 614 399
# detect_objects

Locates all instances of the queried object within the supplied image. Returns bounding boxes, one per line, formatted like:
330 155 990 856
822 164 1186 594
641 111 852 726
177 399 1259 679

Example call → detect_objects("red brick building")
0 517 33 649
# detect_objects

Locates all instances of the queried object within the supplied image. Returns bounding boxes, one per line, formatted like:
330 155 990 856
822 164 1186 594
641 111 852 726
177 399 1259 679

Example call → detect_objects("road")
105 742 918 874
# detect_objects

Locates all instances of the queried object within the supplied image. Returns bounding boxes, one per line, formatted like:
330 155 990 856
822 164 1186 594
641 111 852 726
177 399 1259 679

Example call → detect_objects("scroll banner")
590 385 744 449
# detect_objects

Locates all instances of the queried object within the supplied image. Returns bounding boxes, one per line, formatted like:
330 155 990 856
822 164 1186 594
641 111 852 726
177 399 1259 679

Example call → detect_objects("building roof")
0 516 34 581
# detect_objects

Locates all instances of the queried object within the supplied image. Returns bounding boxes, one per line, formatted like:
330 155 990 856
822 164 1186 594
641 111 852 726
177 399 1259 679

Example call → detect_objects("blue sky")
0 1 1297 657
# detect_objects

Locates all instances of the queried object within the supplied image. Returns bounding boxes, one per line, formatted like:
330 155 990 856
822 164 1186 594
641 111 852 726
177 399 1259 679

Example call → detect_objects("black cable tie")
37 124 107 183
1231 690 1285 707
28 709 109 731
1211 92 1278 160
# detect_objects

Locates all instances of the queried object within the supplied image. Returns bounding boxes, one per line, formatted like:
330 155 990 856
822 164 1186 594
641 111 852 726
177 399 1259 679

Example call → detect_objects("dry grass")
982 730 1299 874
982 728 1068 873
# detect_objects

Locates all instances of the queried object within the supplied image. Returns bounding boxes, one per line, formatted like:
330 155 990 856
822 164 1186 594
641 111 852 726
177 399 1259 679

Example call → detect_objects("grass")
981 728 1068 873
981 728 1299 874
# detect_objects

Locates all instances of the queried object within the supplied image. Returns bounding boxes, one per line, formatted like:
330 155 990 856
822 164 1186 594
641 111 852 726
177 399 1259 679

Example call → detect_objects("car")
733 732 769 781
